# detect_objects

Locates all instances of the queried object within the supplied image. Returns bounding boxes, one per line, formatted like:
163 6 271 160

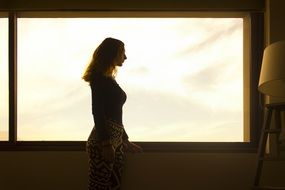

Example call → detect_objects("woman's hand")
102 145 115 162
123 141 143 153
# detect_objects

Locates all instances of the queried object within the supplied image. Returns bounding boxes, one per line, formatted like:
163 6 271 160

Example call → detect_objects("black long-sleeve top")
90 73 128 141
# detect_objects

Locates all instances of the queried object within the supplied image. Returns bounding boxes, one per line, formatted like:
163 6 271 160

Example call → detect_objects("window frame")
0 10 264 152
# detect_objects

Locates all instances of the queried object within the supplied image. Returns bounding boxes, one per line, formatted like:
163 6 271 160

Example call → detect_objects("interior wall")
265 0 285 44
0 151 257 190
0 151 285 190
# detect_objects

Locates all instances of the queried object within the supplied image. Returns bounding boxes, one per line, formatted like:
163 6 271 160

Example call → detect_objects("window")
0 17 8 141
18 16 243 142
0 10 264 151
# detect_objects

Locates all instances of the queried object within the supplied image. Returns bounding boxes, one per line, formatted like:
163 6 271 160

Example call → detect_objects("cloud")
129 66 150 75
0 131 8 140
175 19 242 56
124 87 241 127
18 83 92 140
123 87 243 142
181 60 232 91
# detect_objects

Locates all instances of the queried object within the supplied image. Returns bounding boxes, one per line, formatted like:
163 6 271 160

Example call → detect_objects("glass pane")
0 18 9 141
18 18 243 141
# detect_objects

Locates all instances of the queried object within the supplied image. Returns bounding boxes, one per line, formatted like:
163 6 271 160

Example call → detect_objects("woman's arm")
91 78 110 142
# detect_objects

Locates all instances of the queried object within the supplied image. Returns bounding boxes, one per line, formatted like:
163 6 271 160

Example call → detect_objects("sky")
0 17 243 141
0 18 8 141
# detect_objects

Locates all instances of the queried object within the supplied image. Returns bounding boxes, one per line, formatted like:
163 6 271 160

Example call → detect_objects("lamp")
258 40 285 97
254 40 285 188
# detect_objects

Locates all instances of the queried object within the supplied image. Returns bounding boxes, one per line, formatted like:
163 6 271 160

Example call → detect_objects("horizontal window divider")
0 141 86 151
0 141 257 153
0 0 264 12
137 142 258 153
16 11 249 18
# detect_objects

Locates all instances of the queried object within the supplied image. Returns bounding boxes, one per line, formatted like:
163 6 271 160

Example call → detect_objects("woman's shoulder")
90 72 114 86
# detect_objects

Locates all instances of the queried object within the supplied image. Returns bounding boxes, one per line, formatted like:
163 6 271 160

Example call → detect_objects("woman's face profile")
114 47 127 67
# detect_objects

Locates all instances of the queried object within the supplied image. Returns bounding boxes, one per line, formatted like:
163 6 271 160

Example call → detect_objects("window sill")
0 141 257 153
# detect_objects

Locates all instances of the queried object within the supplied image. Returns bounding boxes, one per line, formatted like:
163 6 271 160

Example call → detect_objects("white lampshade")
258 40 285 97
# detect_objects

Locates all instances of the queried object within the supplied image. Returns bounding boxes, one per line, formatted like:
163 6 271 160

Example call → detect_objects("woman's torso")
90 73 127 125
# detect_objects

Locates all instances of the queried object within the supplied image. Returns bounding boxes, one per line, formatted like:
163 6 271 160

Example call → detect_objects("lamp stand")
253 103 285 190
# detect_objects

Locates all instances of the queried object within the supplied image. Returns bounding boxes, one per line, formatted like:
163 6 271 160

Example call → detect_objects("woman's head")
82 37 126 82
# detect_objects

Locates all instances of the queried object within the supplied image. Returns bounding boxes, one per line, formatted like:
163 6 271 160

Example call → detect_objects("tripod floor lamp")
253 41 285 190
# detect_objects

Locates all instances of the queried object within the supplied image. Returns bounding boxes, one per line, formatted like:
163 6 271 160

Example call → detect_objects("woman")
83 37 142 190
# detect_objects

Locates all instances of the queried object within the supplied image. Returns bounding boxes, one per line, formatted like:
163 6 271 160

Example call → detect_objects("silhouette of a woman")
83 37 142 190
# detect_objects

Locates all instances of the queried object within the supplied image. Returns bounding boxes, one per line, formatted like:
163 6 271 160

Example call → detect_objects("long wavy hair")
82 37 125 82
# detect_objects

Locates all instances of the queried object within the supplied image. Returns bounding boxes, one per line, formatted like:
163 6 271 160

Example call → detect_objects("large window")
0 17 8 141
17 16 243 142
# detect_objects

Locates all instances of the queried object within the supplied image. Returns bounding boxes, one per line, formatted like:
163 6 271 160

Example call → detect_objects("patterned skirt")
86 121 125 190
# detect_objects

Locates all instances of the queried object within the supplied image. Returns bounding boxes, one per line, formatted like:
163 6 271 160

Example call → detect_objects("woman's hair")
82 37 124 82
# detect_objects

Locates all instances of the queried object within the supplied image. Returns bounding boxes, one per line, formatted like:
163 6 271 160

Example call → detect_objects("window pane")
0 18 8 141
18 18 243 141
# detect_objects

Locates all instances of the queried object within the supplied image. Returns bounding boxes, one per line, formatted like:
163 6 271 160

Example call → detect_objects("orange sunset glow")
1 17 243 141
